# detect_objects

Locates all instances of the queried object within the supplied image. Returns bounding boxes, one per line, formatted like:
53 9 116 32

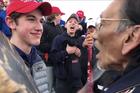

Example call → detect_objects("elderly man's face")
94 0 129 71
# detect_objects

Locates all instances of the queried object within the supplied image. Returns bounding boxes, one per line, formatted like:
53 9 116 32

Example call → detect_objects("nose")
35 21 43 32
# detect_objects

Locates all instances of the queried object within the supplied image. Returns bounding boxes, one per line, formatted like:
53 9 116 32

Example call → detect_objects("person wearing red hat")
36 6 65 92
5 0 52 93
37 6 65 64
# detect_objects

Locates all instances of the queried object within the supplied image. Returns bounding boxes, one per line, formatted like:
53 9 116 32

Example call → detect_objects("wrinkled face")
94 0 128 70
65 18 79 36
9 10 44 47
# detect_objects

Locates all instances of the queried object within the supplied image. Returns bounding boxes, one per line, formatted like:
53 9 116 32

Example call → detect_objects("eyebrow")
26 14 36 18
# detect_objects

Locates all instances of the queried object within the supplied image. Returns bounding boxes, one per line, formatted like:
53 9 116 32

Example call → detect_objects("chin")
32 42 40 46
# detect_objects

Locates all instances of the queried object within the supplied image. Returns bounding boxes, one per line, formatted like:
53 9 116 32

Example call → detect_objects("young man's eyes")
27 17 44 24
28 18 35 21
69 20 78 24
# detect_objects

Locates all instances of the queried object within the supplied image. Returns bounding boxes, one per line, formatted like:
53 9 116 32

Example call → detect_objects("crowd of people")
1 0 140 93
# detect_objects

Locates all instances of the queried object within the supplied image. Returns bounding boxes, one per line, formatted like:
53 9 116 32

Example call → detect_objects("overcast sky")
46 0 112 22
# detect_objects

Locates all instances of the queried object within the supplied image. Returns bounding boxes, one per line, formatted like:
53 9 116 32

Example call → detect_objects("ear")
122 25 140 55
5 16 16 30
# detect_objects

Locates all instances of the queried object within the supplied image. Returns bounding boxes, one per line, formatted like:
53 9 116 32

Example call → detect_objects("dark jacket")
105 67 140 93
92 45 140 93
76 19 87 37
14 46 52 93
14 46 42 68
51 31 84 80
37 22 63 54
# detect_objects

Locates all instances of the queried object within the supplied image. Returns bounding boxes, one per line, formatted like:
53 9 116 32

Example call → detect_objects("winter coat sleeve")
50 35 69 64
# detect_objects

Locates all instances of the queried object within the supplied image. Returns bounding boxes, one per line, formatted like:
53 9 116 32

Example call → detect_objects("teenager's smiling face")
12 9 44 46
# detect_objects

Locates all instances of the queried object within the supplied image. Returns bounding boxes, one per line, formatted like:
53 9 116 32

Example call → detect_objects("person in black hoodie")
37 6 65 65
51 13 93 93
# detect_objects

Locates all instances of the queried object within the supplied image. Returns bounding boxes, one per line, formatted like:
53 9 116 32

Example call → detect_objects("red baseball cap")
0 0 3 3
76 10 84 18
6 0 52 16
52 6 65 15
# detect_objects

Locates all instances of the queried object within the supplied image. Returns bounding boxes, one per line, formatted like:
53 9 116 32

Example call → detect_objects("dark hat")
66 13 80 23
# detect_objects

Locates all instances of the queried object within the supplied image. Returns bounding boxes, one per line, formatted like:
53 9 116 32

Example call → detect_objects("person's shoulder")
53 33 63 40
106 67 140 93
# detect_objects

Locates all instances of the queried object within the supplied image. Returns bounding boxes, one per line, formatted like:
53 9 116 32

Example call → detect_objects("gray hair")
116 19 133 32
115 1 135 32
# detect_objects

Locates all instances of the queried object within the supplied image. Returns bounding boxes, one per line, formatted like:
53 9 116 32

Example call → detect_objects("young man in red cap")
5 0 53 93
